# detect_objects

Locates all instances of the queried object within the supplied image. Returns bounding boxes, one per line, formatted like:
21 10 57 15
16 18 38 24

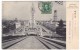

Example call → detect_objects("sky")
2 1 66 21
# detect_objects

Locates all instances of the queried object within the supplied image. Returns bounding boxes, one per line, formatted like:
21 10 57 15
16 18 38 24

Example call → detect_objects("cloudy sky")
2 1 66 21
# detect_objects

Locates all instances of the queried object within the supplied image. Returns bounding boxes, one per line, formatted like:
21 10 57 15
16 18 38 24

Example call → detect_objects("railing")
40 36 66 46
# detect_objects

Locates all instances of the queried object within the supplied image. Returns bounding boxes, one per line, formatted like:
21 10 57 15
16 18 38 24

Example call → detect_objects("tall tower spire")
54 10 57 21
53 10 57 27
31 3 35 28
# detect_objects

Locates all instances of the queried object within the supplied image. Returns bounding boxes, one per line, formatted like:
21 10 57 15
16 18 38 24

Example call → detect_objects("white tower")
53 10 57 27
31 3 35 28
54 10 57 21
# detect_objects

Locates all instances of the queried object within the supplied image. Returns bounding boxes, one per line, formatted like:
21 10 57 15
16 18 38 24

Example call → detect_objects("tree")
58 19 64 27
56 19 66 36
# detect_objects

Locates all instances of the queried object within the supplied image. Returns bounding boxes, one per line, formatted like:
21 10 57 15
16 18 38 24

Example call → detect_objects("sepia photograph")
2 1 66 49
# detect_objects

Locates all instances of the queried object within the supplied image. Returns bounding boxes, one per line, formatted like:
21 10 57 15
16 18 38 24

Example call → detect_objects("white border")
0 0 79 50
0 0 2 50
79 0 80 49
2 0 79 1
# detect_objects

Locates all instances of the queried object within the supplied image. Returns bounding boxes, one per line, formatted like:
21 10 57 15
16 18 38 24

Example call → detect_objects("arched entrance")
25 27 40 36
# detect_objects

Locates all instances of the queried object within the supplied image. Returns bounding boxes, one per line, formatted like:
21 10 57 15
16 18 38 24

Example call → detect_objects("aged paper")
66 1 79 50
2 1 79 50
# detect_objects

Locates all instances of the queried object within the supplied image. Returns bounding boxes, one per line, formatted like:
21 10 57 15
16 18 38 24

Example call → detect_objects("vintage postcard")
2 0 79 50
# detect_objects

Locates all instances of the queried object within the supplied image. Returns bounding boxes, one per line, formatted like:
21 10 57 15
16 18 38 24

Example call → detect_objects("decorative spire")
31 3 35 16
31 2 35 28
54 10 57 21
